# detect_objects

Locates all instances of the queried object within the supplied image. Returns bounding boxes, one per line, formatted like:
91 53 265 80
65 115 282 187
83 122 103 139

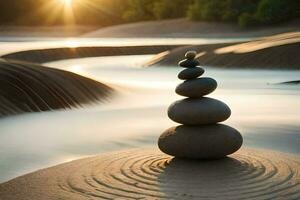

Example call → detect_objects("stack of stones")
158 51 243 159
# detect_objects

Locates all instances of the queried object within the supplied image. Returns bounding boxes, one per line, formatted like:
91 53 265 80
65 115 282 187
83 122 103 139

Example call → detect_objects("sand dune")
2 32 299 69
146 32 300 69
0 59 113 117
84 18 300 38
0 25 96 37
1 45 181 64
0 148 299 199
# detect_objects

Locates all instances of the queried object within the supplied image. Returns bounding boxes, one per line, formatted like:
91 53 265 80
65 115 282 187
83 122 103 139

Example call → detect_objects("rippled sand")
0 59 113 117
1 148 300 199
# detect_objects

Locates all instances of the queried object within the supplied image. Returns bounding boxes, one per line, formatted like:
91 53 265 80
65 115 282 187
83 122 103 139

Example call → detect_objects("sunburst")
59 0 73 5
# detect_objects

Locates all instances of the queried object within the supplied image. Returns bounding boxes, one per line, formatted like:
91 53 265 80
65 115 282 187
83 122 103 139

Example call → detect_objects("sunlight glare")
59 0 73 5
65 39 80 48
54 0 76 24
68 65 85 74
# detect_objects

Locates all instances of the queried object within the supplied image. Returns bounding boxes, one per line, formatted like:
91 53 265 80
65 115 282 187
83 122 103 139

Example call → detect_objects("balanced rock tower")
158 51 243 159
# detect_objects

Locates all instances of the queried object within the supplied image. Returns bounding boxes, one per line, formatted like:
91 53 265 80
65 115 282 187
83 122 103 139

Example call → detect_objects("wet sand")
1 148 300 199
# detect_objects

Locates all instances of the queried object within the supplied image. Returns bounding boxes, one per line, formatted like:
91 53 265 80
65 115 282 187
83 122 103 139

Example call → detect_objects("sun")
54 0 76 24
59 0 73 5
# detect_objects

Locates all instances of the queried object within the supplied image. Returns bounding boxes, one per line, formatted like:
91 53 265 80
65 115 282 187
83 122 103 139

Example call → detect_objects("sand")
84 18 300 38
2 32 299 69
2 45 181 64
0 25 97 38
1 148 300 199
146 32 300 69
0 59 113 117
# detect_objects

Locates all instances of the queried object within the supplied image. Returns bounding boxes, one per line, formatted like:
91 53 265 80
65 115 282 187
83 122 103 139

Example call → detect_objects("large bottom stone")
158 124 243 159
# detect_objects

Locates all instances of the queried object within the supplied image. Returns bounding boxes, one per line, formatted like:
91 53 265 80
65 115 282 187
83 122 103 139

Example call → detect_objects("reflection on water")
0 55 299 183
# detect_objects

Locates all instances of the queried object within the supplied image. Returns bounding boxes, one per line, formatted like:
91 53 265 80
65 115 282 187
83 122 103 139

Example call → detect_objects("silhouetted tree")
0 0 298 27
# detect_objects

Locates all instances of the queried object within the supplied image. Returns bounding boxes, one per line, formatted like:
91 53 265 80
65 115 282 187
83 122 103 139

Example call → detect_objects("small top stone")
185 51 197 60
179 51 199 68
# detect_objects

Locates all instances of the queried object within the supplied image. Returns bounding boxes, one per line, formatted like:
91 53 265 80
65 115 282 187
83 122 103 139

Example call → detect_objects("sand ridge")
84 19 300 38
1 148 300 199
0 59 113 117
145 32 300 69
1 45 181 64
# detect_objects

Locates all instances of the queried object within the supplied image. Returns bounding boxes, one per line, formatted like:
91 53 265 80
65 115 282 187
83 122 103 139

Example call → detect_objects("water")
0 54 300 183
0 37 249 56
0 32 300 182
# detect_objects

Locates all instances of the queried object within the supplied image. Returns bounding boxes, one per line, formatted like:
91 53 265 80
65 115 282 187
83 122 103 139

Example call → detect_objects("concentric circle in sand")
1 148 300 199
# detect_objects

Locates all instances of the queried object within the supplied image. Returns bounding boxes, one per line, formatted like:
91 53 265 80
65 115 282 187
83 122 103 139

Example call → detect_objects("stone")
168 97 231 125
157 50 243 160
179 59 200 68
158 124 243 159
185 51 197 60
176 77 217 97
178 67 205 80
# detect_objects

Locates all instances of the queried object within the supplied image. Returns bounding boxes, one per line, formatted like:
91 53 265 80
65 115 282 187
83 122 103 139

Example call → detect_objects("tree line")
0 0 299 27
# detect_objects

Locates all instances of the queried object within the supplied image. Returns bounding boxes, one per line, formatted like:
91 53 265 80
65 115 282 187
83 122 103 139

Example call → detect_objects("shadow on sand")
157 154 299 199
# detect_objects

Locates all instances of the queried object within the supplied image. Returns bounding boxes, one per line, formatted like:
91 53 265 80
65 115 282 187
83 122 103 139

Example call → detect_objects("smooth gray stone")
176 78 217 97
185 51 197 60
179 59 200 68
168 97 231 125
158 124 243 159
178 67 204 80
